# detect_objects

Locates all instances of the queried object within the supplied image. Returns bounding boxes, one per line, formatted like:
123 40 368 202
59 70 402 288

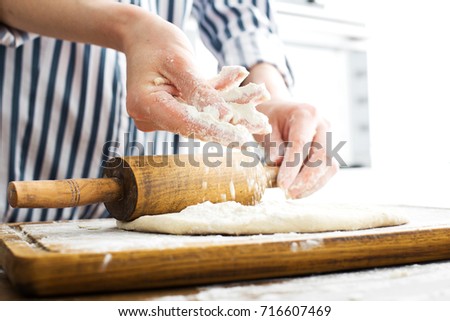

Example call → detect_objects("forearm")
0 0 149 52
243 63 291 101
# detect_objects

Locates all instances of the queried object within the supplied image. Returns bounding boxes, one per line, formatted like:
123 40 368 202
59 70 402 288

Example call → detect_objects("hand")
123 14 257 145
243 63 338 198
256 100 339 198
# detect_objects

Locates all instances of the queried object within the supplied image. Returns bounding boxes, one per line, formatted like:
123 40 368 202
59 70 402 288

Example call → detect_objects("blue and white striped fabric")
0 0 292 222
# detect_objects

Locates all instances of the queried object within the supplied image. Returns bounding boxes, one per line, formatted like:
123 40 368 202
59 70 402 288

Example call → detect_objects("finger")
258 130 284 166
132 91 253 146
160 56 233 121
289 158 339 199
210 66 249 91
286 123 338 198
276 109 319 191
220 83 271 105
182 110 254 147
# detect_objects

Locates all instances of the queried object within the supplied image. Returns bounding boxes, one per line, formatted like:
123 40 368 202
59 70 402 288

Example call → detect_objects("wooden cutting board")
1 205 449 297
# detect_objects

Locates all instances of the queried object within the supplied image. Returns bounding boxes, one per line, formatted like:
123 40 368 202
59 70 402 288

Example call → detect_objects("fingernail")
284 188 294 200
287 181 305 198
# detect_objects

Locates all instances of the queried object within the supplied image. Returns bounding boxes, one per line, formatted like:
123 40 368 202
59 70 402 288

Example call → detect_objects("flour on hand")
181 66 272 146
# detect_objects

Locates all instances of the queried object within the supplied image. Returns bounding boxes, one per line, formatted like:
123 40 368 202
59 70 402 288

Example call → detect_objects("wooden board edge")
0 225 35 267
3 227 450 297
0 224 50 293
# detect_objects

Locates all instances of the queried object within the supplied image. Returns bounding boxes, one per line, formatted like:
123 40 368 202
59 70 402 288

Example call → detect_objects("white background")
189 0 450 206
363 0 450 169
277 0 450 207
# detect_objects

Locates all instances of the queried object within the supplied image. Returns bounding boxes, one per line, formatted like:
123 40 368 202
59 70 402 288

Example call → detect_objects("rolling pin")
8 153 278 221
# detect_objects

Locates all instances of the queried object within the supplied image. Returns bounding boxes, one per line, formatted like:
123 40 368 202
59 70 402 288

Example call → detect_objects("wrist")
85 2 162 54
243 63 291 101
106 4 155 53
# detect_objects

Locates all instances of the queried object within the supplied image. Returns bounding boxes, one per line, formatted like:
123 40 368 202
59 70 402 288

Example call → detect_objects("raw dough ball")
116 200 408 235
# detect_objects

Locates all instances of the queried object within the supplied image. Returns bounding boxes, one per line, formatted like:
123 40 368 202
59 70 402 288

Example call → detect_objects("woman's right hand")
123 13 256 146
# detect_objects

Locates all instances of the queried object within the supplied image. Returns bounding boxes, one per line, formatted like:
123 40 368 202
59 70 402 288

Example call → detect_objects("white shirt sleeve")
0 24 39 47
192 0 294 87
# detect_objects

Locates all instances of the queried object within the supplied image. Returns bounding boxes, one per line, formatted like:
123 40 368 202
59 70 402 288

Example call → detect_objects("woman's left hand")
255 100 339 198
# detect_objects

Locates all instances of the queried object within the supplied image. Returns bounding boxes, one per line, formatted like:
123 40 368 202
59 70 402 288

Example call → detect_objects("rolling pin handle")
8 178 123 209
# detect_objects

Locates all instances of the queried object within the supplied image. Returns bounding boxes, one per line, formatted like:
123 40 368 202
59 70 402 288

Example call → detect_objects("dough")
180 66 272 146
116 200 408 235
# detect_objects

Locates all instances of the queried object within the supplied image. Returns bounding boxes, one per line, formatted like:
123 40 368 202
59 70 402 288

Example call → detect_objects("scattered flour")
153 77 171 86
300 239 323 251
290 242 299 252
100 253 112 272
18 219 316 253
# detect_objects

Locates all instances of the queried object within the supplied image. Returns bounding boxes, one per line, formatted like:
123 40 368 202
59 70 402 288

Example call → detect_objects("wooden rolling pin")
8 153 278 221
